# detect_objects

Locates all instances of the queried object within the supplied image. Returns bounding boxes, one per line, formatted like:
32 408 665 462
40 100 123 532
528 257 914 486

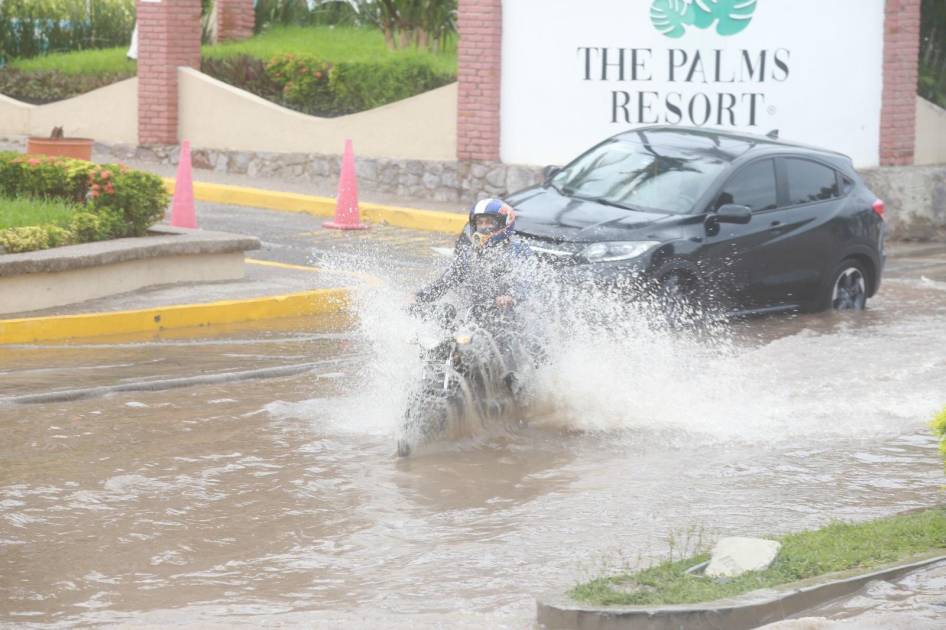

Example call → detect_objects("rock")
190 150 213 170
705 537 781 578
229 151 251 174
422 172 440 189
485 166 506 189
506 165 542 194
355 159 377 183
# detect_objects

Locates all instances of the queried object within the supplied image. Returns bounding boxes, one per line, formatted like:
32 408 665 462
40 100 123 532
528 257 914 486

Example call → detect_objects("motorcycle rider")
413 198 535 394
416 198 531 305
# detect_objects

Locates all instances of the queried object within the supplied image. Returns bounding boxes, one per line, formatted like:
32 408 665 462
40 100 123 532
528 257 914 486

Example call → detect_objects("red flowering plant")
265 54 335 115
0 152 168 252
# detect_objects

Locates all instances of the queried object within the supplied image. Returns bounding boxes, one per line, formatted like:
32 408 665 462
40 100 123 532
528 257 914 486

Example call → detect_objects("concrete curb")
0 286 351 344
0 225 259 277
164 178 469 234
536 552 946 630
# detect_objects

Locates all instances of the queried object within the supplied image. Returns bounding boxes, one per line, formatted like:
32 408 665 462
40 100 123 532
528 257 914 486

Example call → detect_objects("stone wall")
127 144 545 204
99 143 945 241
861 166 946 240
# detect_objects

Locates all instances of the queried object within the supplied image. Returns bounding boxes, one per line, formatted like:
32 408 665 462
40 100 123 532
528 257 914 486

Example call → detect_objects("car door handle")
770 220 782 227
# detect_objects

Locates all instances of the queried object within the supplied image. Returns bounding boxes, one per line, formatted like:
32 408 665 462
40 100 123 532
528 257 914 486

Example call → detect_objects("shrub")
200 55 285 105
932 406 946 472
256 53 454 116
0 152 88 201
0 153 169 252
70 211 105 242
0 67 134 104
87 166 168 237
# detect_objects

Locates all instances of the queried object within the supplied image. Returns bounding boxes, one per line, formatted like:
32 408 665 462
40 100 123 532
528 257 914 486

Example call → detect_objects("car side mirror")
715 204 752 224
543 165 561 186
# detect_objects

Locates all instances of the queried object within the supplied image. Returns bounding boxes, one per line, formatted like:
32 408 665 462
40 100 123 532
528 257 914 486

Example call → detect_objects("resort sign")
501 0 885 168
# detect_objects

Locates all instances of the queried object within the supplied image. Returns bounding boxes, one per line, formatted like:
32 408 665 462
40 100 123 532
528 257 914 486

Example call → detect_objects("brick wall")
457 0 502 161
216 0 255 42
880 0 921 166
137 0 201 145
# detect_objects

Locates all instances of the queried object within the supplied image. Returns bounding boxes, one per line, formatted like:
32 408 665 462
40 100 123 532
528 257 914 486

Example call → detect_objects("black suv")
507 126 886 315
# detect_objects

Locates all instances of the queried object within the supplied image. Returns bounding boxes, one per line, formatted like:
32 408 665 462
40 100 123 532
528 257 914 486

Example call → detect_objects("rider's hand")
495 294 514 309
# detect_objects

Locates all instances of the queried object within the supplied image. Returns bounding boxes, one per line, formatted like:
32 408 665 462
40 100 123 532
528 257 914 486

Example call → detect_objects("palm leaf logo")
650 0 696 39
652 0 757 37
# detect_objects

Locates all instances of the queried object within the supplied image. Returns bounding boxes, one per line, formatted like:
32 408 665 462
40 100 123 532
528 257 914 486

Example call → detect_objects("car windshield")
551 133 734 214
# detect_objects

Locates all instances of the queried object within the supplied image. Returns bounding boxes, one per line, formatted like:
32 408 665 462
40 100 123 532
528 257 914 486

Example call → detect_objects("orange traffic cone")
170 139 196 229
324 139 368 230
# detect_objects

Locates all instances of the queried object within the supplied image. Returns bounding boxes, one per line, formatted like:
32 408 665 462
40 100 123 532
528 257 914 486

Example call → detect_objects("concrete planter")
26 136 94 161
0 225 260 317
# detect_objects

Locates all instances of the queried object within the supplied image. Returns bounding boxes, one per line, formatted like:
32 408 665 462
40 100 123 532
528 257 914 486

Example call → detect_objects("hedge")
203 52 454 117
0 0 135 62
0 152 168 253
0 66 134 105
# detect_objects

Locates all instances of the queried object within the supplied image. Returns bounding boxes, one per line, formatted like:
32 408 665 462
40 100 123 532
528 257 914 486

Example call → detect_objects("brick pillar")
457 0 502 161
879 0 921 166
137 0 201 146
216 0 255 42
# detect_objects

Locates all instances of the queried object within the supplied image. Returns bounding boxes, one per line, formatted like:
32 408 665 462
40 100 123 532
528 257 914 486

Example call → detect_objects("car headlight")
580 241 658 263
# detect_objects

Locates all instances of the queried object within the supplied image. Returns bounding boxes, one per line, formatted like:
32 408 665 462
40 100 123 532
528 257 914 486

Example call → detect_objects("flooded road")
2 245 946 628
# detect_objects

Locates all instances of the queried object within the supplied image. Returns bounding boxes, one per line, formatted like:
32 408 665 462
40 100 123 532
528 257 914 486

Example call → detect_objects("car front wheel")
822 259 869 312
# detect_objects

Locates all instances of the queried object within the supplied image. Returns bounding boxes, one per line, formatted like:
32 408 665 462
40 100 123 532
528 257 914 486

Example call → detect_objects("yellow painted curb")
164 178 467 235
0 288 350 344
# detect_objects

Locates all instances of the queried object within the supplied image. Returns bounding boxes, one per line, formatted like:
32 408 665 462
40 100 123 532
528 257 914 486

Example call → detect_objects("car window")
550 136 730 214
715 159 777 212
785 158 840 205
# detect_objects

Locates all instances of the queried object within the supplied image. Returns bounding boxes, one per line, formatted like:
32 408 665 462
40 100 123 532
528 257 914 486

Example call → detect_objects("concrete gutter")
164 178 469 234
536 552 946 630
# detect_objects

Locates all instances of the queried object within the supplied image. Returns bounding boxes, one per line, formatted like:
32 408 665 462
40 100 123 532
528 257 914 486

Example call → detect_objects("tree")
920 0 946 108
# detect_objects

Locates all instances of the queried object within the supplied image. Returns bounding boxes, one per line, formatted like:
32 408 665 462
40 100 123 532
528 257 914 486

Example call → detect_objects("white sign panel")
501 0 885 168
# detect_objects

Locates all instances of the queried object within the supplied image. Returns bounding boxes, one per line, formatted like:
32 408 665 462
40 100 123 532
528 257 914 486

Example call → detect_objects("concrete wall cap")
0 225 260 277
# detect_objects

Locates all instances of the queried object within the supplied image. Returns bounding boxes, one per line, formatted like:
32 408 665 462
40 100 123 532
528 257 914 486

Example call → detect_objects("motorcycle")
396 301 536 457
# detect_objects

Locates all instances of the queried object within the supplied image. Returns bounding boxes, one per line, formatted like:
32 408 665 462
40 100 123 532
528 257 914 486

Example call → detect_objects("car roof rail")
765 129 780 139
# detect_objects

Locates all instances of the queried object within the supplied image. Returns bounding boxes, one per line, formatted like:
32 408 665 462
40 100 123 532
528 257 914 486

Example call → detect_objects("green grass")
571 507 946 606
0 196 78 230
9 47 136 75
203 25 457 74
8 26 457 76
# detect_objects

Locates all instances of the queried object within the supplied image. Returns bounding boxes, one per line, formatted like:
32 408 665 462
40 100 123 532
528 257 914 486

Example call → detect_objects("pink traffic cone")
324 139 368 230
170 140 197 229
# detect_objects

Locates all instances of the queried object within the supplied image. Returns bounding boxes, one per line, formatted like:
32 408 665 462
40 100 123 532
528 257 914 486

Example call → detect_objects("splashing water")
291 245 945 450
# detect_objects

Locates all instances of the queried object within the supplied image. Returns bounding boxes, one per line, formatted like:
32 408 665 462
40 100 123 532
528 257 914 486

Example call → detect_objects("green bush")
0 224 73 253
200 55 285 105
0 153 169 252
0 152 89 201
0 226 53 253
248 52 454 116
932 406 946 472
0 0 135 62
0 66 134 104
87 166 168 237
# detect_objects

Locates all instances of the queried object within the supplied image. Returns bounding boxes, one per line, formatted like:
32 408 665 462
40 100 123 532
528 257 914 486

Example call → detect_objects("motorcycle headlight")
454 334 472 345
580 241 659 263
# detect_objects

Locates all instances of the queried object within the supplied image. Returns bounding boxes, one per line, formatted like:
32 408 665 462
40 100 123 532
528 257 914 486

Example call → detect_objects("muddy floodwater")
2 250 946 628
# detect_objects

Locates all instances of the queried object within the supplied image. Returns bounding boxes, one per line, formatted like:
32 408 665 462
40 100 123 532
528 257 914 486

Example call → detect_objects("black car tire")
818 258 870 312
